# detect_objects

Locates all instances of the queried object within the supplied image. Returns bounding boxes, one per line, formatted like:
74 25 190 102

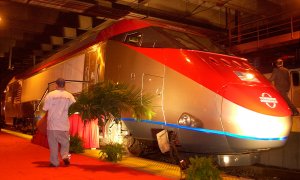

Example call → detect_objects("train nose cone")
219 83 292 150
220 83 291 117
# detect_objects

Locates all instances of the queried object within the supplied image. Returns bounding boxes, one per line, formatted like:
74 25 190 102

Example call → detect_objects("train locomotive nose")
220 83 292 151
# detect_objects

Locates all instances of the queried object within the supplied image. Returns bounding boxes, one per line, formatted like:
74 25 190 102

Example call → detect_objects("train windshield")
158 28 226 54
112 26 228 55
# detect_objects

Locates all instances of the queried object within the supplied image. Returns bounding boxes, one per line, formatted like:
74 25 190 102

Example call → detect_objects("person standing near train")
269 58 299 116
43 78 76 167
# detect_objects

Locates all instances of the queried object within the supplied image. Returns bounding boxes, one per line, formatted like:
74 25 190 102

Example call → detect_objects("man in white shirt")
43 78 76 167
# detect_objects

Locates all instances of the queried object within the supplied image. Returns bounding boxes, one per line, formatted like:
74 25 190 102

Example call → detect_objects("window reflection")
111 26 228 55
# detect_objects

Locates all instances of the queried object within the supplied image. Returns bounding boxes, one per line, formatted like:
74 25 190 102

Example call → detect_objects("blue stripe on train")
121 118 287 141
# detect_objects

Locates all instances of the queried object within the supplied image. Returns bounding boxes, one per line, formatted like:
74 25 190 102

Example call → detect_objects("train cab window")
110 27 178 48
109 26 228 55
140 27 178 48
188 33 226 54
124 32 142 46
159 28 227 54
291 71 300 86
160 29 206 50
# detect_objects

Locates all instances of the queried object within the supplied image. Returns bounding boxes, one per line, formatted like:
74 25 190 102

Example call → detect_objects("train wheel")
124 136 143 156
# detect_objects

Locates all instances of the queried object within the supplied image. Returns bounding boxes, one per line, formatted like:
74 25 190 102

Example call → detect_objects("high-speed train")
2 18 292 166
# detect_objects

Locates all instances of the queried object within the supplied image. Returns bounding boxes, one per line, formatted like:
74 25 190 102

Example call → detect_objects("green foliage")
69 81 155 126
69 134 84 154
185 156 221 180
99 143 124 162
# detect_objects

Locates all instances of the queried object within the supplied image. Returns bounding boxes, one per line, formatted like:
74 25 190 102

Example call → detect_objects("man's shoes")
49 163 58 167
63 158 70 166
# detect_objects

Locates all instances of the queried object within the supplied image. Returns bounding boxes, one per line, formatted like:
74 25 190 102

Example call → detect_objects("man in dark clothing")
269 59 299 116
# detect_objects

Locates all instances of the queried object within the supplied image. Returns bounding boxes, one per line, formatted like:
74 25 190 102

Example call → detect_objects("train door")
290 70 300 108
142 73 165 123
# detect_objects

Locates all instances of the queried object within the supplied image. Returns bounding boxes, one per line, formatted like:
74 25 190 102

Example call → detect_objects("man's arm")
68 93 76 107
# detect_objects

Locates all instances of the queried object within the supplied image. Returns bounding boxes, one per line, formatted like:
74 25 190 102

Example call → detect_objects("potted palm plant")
69 80 154 125
69 81 154 161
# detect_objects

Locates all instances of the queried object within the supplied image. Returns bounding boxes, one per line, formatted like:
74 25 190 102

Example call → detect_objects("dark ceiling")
0 0 300 92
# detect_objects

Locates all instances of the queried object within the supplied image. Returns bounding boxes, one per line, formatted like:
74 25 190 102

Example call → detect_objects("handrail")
218 11 300 49
34 88 49 113
234 11 292 28
31 79 89 134
33 80 89 113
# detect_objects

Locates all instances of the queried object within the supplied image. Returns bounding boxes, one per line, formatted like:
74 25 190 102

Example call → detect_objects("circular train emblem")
259 93 278 108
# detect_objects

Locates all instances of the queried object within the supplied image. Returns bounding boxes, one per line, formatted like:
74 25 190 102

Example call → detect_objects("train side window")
140 27 178 48
291 71 300 86
110 27 180 48
124 32 142 46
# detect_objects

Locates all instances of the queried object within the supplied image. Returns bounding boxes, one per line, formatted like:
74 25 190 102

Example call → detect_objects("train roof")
95 19 210 42
16 18 216 80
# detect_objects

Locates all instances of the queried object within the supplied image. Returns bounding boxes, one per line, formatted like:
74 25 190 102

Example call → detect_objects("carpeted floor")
0 131 170 180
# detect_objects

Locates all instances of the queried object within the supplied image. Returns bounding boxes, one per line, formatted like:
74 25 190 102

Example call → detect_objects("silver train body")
2 19 293 166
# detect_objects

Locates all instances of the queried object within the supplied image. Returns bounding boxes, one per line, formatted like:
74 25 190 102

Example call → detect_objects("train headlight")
223 156 230 164
178 113 202 128
234 71 259 82
178 113 190 126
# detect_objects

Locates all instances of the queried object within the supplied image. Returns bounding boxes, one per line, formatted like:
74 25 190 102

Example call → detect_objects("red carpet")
0 131 170 180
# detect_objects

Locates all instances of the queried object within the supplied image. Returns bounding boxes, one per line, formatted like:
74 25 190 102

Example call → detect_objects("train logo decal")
259 93 278 108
